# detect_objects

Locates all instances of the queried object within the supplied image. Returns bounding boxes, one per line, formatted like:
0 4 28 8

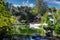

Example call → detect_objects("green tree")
0 0 16 39
53 10 60 24
42 12 55 39
54 24 60 34
48 7 56 13
31 0 47 16
12 6 35 23
53 10 60 36
43 8 60 37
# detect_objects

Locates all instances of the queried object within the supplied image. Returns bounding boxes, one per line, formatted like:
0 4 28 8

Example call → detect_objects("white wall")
29 23 47 29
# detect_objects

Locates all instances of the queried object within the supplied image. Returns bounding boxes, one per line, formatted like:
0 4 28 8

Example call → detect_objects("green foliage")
42 7 60 36
41 12 49 23
12 24 36 35
31 0 47 16
0 16 16 26
40 29 46 36
19 25 36 35
52 10 60 35
0 0 16 35
12 24 45 36
54 24 60 34
4 0 60 36
53 10 60 24
20 20 26 23
48 7 56 12
12 6 35 23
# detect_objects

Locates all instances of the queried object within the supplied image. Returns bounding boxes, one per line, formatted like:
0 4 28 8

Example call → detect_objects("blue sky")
5 0 60 9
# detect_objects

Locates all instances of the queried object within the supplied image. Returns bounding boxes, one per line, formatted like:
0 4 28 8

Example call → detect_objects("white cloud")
53 1 60 5
12 0 34 7
13 3 34 7
29 3 34 7
45 0 60 5
22 0 34 7
13 4 21 7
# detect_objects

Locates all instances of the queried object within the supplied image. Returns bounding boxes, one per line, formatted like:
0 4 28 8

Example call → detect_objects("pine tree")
34 0 47 16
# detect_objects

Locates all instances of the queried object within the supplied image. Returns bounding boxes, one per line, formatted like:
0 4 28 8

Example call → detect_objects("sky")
5 0 60 9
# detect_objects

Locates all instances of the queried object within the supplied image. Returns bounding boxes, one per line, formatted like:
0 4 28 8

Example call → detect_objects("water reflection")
13 35 48 40
3 35 48 40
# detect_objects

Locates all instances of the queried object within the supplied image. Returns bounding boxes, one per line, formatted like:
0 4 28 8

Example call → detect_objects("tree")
54 24 60 34
53 10 60 36
53 9 60 24
31 0 47 16
0 0 16 39
42 11 55 39
43 7 60 37
48 7 56 13
12 6 35 23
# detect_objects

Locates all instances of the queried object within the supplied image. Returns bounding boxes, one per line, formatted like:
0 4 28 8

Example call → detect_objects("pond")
3 34 48 40
4 37 48 40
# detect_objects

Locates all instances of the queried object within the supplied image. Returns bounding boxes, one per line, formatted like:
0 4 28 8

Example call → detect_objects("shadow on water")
0 34 47 40
1 34 60 40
